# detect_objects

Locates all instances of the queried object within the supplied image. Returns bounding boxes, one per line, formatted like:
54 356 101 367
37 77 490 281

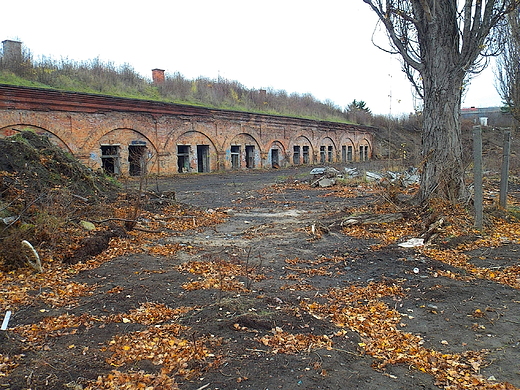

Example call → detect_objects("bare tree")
496 9 520 123
363 0 519 203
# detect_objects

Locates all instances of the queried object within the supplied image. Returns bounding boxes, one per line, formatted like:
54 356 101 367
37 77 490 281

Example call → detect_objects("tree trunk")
418 14 468 204
419 74 467 203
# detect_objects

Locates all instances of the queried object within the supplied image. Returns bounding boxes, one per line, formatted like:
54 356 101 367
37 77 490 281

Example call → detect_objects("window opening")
327 145 333 163
231 145 240 169
101 145 120 175
293 145 301 165
302 146 309 164
347 146 353 162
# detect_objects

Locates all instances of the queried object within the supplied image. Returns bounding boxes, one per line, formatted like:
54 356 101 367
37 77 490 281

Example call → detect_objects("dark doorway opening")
128 144 147 176
177 145 190 173
197 145 210 173
271 149 279 168
245 145 255 168
101 145 120 175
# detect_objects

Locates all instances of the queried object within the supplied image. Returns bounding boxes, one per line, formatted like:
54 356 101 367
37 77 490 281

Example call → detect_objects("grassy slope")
0 70 352 124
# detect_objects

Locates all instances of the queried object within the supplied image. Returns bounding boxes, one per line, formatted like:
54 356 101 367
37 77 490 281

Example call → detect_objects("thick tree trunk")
417 8 468 204
419 71 467 204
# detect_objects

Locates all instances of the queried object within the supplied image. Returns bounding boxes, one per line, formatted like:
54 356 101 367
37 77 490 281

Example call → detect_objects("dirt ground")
1 166 520 389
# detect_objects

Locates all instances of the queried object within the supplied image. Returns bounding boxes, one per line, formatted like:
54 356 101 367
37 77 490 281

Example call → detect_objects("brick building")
0 85 374 176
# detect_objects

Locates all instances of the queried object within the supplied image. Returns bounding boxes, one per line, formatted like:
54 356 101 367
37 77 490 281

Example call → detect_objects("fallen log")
340 212 407 227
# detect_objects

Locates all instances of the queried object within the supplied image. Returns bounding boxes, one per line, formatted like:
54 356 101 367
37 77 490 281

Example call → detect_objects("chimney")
152 68 165 84
2 40 23 69
258 89 267 104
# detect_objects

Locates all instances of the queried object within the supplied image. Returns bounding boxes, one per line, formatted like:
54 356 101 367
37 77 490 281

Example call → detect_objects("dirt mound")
0 131 119 199
0 131 121 269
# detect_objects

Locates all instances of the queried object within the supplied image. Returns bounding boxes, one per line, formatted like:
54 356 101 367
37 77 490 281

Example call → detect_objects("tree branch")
363 0 423 72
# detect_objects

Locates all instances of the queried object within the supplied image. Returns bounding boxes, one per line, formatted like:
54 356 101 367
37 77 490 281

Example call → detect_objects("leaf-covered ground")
1 167 520 389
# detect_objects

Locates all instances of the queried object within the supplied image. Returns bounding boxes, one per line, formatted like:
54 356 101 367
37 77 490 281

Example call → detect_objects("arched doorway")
268 141 286 168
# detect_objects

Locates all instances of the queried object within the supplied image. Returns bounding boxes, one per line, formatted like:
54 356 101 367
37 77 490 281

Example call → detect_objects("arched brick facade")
0 85 374 176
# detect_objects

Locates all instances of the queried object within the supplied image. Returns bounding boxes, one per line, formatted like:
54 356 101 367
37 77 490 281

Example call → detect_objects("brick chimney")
152 68 165 84
2 40 22 69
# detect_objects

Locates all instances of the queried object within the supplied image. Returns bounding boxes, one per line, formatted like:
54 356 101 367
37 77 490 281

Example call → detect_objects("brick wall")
0 85 374 176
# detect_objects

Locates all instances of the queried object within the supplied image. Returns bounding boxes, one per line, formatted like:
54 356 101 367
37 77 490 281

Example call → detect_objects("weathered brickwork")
0 85 374 176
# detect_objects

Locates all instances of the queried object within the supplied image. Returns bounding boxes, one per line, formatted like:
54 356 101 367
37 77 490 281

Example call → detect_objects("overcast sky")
1 0 502 115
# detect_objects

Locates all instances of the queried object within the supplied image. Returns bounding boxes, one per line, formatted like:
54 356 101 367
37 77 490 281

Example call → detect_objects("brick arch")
290 135 314 149
93 128 159 176
173 130 218 150
230 132 261 149
340 137 357 163
235 126 262 146
88 128 158 152
173 130 219 173
267 140 286 154
289 135 314 165
316 136 338 164
359 137 372 149
0 124 72 153
228 132 262 169
319 136 337 149
357 137 373 161
342 137 356 147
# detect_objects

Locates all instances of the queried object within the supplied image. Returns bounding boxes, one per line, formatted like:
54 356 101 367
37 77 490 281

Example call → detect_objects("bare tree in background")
363 0 519 204
496 9 520 123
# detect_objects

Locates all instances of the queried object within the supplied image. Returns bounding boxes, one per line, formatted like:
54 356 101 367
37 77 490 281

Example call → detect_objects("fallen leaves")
258 327 333 354
85 369 179 390
105 324 221 379
421 248 520 290
13 313 92 347
338 196 520 290
301 280 516 389
178 259 265 292
0 353 21 377
110 303 195 325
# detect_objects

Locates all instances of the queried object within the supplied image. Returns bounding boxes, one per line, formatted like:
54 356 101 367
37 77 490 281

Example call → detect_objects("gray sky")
1 0 502 115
